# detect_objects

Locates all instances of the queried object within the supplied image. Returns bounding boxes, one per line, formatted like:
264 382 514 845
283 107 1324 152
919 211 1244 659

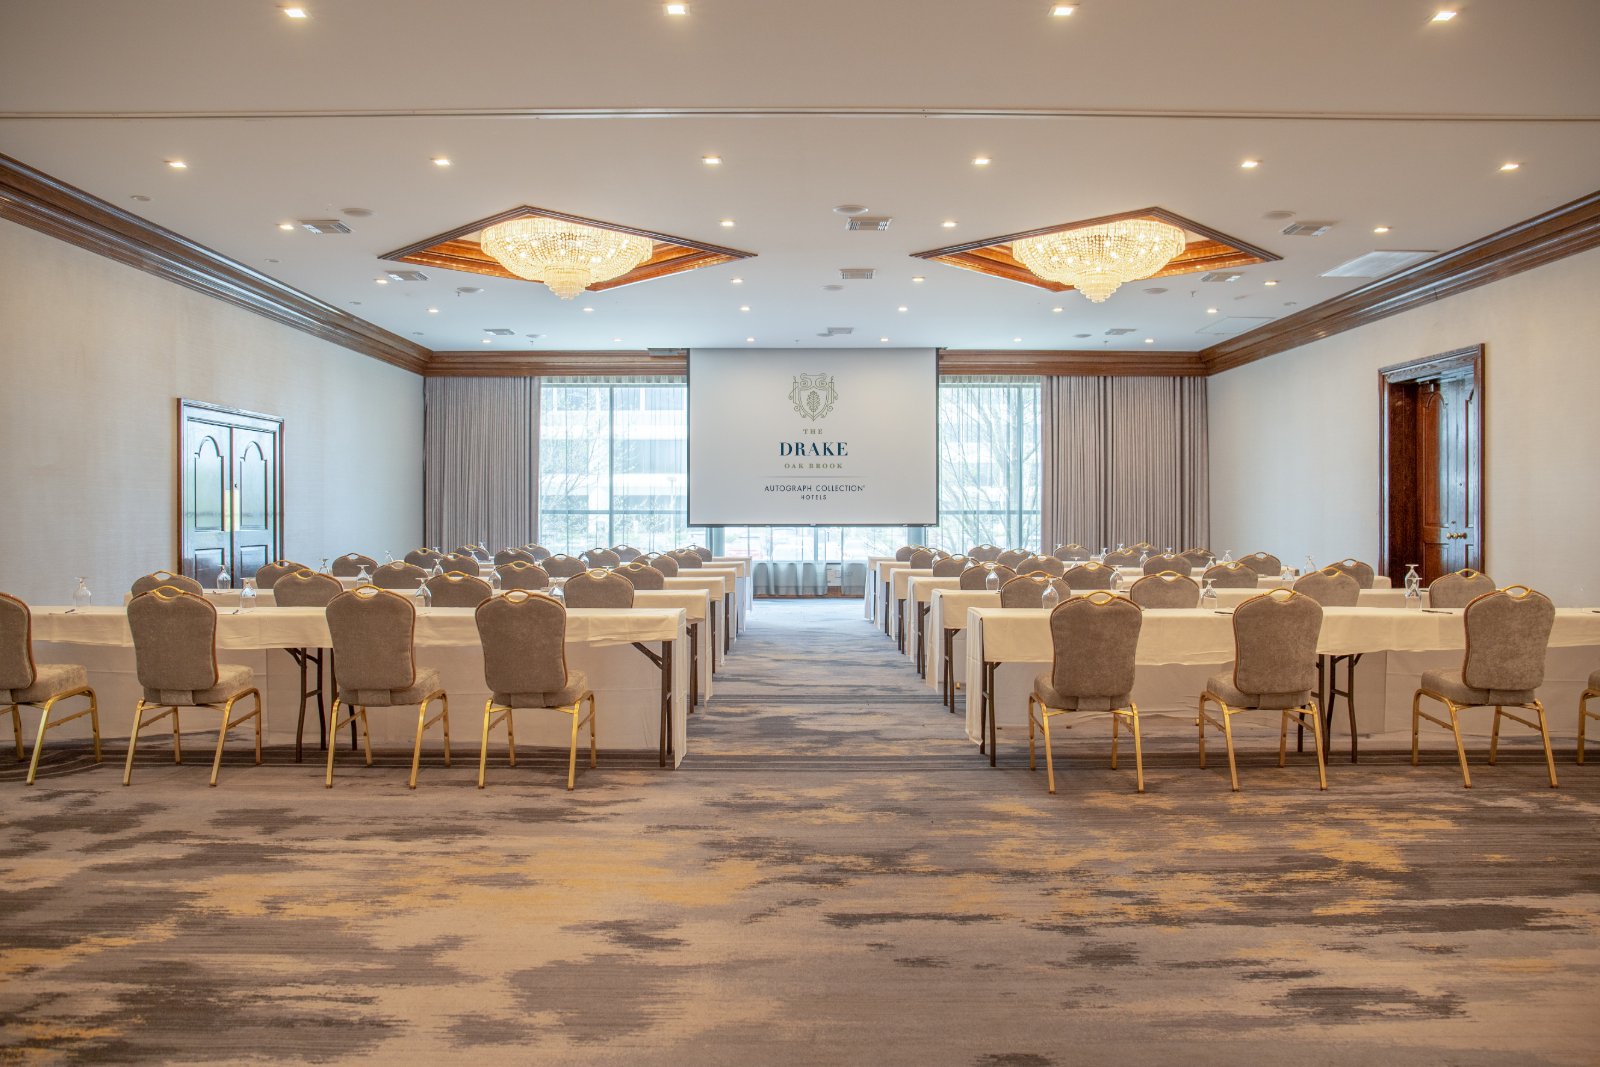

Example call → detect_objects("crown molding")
426 351 686 377
938 350 1207 376
1201 189 1600 375
0 152 430 374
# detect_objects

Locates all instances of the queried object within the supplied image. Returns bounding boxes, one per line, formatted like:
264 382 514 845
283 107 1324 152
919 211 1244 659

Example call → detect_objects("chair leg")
588 695 597 769
440 694 452 767
1026 696 1037 771
1447 703 1472 789
1129 708 1145 794
409 698 431 790
1489 705 1503 764
1220 704 1240 792
172 707 183 764
1534 700 1558 788
210 698 235 788
1277 707 1289 767
358 708 373 765
124 701 148 786
478 700 494 789
254 691 263 765
325 698 342 787
1110 713 1120 770
1040 710 1057 795
567 706 581 791
1310 704 1328 791
26 699 52 784
1197 696 1208 769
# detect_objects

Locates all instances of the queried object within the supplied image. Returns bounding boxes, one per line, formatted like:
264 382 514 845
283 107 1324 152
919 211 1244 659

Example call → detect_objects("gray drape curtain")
1040 376 1209 553
423 377 539 552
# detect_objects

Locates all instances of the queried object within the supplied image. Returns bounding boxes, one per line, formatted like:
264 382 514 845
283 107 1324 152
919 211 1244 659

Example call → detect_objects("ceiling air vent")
1281 220 1335 237
816 326 855 337
1322 250 1437 279
1104 327 1137 336
845 216 892 232
484 328 515 336
384 269 428 282
298 219 351 235
1200 271 1243 283
839 268 876 280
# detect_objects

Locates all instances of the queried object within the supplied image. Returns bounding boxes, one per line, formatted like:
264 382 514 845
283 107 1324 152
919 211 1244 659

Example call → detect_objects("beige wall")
0 218 423 605
1208 244 1600 605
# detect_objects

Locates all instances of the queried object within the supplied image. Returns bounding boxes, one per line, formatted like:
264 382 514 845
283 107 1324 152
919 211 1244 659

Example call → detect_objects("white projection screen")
688 348 938 526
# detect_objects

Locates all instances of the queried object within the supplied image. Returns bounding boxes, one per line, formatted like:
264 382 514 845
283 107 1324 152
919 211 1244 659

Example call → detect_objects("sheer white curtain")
1040 376 1209 553
423 377 539 552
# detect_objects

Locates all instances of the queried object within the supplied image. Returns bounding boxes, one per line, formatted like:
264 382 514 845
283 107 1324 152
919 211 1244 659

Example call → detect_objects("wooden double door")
179 400 283 588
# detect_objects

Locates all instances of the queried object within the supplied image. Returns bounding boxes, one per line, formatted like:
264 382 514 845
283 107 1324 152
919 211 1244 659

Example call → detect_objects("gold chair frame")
479 692 596 790
1580 680 1600 764
9 686 100 785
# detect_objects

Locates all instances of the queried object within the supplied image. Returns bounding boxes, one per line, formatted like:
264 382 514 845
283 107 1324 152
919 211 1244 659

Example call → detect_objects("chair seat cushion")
2 663 89 705
340 667 444 708
1419 667 1537 707
1205 673 1312 711
495 671 590 710
144 663 255 706
1031 673 1129 713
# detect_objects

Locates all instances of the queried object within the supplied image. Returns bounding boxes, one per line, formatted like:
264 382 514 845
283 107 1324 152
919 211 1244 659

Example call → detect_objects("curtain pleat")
423 377 539 552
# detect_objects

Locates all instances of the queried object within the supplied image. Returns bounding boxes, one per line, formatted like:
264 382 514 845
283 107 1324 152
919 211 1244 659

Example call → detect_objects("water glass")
72 577 92 609
240 578 258 611
1201 578 1218 606
1040 583 1061 610
216 569 230 592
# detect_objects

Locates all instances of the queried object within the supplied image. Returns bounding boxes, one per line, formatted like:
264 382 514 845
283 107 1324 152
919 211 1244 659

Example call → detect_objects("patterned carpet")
4 599 1599 1065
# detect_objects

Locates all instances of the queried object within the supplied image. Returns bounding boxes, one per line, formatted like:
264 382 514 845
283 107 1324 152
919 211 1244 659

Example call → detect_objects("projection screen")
687 348 938 526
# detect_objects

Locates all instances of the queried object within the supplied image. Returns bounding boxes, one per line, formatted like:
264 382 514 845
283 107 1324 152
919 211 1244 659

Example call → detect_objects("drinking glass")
240 578 258 611
984 568 1000 591
1040 583 1060 610
72 577 92 609
216 569 230 592
1201 578 1218 606
355 565 371 585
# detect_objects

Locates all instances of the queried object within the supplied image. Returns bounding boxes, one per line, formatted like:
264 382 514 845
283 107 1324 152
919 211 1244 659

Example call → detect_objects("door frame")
177 398 285 578
1377 344 1484 582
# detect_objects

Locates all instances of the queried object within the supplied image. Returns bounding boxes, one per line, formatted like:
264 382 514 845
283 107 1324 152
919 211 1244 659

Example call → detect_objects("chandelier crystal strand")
1011 219 1187 303
479 218 654 299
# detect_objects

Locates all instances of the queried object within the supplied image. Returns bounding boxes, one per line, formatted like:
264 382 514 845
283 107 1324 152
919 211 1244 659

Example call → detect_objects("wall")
1208 244 1600 605
0 218 423 604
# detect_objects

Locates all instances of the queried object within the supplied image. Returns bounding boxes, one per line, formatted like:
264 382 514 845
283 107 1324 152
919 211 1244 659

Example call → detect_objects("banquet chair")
932 555 970 577
456 544 489 562
254 560 307 590
324 586 449 789
908 548 938 569
959 563 1016 590
543 554 585 579
617 562 665 589
1239 551 1282 576
1010 554 1047 575
1103 548 1141 566
425 572 492 608
999 573 1068 608
405 548 445 570
273 569 345 760
895 545 917 562
562 569 635 608
1203 562 1259 589
438 552 482 578
1141 552 1188 576
582 548 622 569
1292 568 1360 607
124 587 261 787
958 544 993 563
996 549 1031 570
1328 558 1376 589
1026 591 1145 794
131 571 203 597
1427 569 1496 609
372 561 428 590
1579 671 1600 764
643 552 679 577
1129 572 1199 609
688 545 713 562
494 547 536 568
474 591 596 790
499 561 551 591
331 553 378 578
1129 541 1156 553
1179 547 1214 569
1 592 100 785
1030 557 1067 578
669 549 704 569
611 544 643 563
1198 588 1327 792
1062 562 1116 591
1292 568 1362 761
1412 585 1558 789
525 544 553 562
1051 544 1091 562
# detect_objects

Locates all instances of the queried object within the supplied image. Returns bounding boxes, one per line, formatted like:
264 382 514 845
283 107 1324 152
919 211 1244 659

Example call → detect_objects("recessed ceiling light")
1500 161 1521 172
1373 225 1391 234
165 159 187 169
664 1 689 14
1051 307 1063 313
612 337 623 343
1263 279 1278 286
912 276 926 283
702 155 722 166
1144 338 1155 344
972 156 992 167
730 277 743 285
277 222 294 231
1013 337 1022 343
739 305 750 312
583 306 595 312
720 219 735 227
897 306 908 313
281 5 308 18
1431 9 1457 22
1239 159 1261 170
427 307 440 314
880 337 890 343
746 337 755 343
1206 307 1218 314
833 204 869 216
374 277 388 285
941 220 957 228
1049 4 1076 15
431 157 451 167
481 338 492 344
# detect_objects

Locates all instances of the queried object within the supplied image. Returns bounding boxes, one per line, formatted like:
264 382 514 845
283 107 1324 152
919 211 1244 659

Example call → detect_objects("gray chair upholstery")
1141 552 1187 576
1 592 100 785
425 572 492 608
582 548 622 569
932 555 970 577
1203 562 1259 589
543 554 586 579
331 553 378 578
273 570 342 607
254 560 306 590
644 553 679 577
1103 548 1141 566
474 591 597 789
1179 547 1213 569
967 544 1002 563
324 587 449 789
1238 552 1282 576
1009 554 1047 575
562 569 635 608
372 561 428 590
959 563 1016 590
437 552 482 578
612 544 643 563
616 562 665 590
1198 589 1327 792
1051 544 1091 562
455 544 487 561
1129 572 1199 609
1329 558 1376 589
1026 592 1145 793
996 549 1031 570
1028 557 1067 578
1062 562 1117 591
1427 569 1496 609
498 561 550 591
494 547 536 568
125 588 260 786
131 571 203 597
688 545 713 562
894 545 917 562
405 548 445 569
525 544 553 562
669 550 704 569
908 548 938 569
1413 586 1559 788
1579 668 1600 765
999 574 1069 608
1292 568 1360 607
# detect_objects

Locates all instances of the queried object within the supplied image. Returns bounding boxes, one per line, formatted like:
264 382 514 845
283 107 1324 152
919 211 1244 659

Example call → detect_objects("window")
922 377 1040 552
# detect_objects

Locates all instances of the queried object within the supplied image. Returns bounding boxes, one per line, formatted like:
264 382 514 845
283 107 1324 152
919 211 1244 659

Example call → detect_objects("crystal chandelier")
479 217 654 300
1011 219 1187 303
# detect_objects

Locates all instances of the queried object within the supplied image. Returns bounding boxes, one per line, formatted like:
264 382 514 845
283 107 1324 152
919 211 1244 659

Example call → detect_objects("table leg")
630 640 675 768
943 627 957 711
896 598 906 654
916 604 929 677
689 622 700 709
883 581 892 634
986 660 998 767
725 595 734 653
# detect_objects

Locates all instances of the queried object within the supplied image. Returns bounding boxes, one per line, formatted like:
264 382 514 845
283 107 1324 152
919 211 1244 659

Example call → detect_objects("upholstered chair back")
1141 552 1187 576
1102 548 1141 566
1230 590 1321 699
1129 572 1200 609
455 544 488 561
498 561 550 591
1203 562 1259 589
525 544 553 562
967 544 1002 562
131 571 204 597
562 569 636 608
616 562 665 590
437 552 481 578
372 561 428 589
0 593 37 696
326 588 416 693
932 555 970 577
1179 547 1213 568
128 588 218 696
331 553 378 578
476 592 569 699
1461 586 1556 694
543 554 586 579
1129 541 1155 553
1010 554 1047 575
1000 574 1069 608
1239 551 1282 576
425 572 492 608
1328 558 1376 589
642 552 678 577
254 560 306 589
995 549 1030 570
669 550 704 569
894 545 917 562
1062 562 1116 591
582 548 622 569
1292 568 1360 607
1029 557 1067 577
959 563 1016 590
612 544 643 563
1048 592 1142 704
1051 544 1091 562
494 547 536 567
689 545 713 562
908 548 937 569
273 570 342 607
1428 569 1497 609
404 548 445 569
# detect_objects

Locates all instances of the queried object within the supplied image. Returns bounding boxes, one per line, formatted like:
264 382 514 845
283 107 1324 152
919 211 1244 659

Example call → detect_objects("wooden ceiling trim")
0 152 430 374
938 350 1207 377
1201 189 1600 375
425 350 687 377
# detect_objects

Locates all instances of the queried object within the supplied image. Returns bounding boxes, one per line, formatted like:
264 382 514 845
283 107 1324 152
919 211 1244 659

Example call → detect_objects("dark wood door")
179 400 283 586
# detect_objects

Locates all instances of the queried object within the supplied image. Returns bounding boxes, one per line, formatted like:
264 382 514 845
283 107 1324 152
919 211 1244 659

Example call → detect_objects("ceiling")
3 0 1599 357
